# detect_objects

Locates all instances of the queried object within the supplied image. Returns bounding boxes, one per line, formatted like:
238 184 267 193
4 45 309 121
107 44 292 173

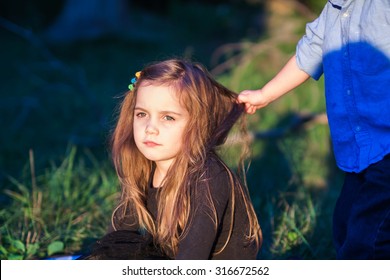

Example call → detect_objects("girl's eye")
164 115 175 121
135 112 146 118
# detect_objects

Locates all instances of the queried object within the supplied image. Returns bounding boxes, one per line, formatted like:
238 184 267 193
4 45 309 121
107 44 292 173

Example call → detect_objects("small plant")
0 147 118 259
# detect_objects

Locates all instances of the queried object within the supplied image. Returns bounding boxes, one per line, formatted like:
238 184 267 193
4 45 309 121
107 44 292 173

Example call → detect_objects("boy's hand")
237 89 270 114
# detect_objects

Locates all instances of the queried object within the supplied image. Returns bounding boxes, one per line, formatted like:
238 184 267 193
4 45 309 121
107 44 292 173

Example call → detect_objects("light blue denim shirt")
296 0 390 172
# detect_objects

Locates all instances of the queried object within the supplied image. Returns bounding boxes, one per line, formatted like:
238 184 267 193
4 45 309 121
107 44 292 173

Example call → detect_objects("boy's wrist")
257 88 273 107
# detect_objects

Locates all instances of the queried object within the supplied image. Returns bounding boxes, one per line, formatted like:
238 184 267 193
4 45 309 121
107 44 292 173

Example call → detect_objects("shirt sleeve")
175 163 230 260
296 3 330 80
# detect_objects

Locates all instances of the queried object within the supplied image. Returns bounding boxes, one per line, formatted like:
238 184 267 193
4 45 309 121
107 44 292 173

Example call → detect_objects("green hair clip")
128 71 141 91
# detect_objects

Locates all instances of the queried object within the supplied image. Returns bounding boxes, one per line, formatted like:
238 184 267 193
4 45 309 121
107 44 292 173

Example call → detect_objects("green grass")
0 0 339 260
0 147 118 259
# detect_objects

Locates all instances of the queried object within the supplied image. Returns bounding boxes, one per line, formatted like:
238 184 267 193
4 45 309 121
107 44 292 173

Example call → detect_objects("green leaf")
287 231 298 242
26 243 39 256
11 240 26 253
0 245 8 257
8 254 24 260
47 241 64 256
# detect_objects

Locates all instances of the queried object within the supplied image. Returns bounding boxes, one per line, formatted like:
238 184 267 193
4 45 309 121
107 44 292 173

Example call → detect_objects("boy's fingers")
238 90 261 114
236 94 246 103
237 91 252 103
247 106 257 115
243 104 256 114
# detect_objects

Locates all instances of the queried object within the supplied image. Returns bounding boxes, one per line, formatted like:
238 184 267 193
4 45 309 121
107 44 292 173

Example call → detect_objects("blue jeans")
333 154 390 259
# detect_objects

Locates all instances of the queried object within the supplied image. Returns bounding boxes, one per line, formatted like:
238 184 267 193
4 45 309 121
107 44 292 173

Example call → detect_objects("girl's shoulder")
196 154 236 199
205 155 232 182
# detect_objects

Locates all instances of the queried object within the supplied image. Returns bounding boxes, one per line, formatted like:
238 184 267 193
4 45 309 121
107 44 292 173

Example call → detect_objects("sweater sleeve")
175 160 231 260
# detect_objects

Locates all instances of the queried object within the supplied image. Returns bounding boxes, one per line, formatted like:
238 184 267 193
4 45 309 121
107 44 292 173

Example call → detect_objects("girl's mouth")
143 141 160 147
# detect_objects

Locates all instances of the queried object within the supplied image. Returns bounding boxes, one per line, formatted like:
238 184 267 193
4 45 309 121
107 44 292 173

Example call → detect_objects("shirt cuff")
296 37 324 80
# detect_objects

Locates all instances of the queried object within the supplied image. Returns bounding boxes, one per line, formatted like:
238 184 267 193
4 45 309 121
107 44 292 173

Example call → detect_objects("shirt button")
342 12 349 17
347 90 351 95
355 126 361 132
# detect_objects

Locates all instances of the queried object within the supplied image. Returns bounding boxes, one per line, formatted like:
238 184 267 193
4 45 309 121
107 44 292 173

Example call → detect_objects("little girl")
106 59 261 260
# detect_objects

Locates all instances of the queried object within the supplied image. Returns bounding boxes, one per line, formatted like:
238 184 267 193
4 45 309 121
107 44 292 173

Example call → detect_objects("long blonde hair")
111 59 261 257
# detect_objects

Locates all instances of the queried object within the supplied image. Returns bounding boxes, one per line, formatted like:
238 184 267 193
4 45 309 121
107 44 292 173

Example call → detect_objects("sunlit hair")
111 59 262 257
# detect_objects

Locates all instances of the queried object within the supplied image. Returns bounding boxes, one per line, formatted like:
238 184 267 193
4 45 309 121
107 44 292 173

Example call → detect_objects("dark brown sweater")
115 157 259 260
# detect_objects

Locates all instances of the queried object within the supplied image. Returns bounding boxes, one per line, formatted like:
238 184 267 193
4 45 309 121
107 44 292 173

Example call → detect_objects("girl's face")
133 83 189 171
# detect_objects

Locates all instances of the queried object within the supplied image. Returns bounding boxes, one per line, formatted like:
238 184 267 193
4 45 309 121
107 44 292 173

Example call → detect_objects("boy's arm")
237 55 310 114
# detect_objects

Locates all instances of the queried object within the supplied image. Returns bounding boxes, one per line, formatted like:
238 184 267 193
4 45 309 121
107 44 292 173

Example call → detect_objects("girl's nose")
145 122 158 135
